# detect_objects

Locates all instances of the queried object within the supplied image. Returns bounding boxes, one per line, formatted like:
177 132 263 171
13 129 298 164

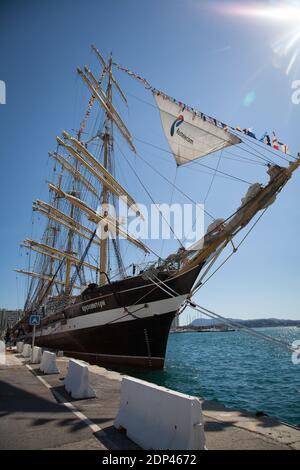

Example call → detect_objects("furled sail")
154 92 241 166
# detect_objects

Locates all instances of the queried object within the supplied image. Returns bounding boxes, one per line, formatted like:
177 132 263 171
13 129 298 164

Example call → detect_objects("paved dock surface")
1 350 300 450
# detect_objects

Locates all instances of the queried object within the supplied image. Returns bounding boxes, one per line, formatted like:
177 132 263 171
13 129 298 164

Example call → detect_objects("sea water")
134 327 300 426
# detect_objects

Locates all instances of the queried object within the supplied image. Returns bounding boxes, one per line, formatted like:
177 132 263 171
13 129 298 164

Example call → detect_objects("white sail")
154 93 241 166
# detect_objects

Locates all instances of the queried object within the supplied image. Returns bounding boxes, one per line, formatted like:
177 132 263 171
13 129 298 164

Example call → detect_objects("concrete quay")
0 350 299 450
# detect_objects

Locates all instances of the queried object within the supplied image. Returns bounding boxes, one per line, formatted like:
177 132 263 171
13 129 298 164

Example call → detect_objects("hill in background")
190 318 300 328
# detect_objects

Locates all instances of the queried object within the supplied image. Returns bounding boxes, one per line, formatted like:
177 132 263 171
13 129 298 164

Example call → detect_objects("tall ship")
13 46 300 368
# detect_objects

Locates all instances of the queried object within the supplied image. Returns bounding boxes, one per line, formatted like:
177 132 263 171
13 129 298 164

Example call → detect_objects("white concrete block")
64 359 96 399
16 341 24 353
31 346 42 364
39 351 59 374
114 377 206 450
0 340 5 364
21 344 32 358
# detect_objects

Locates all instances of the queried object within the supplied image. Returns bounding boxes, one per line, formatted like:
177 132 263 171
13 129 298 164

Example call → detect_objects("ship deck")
1 350 300 450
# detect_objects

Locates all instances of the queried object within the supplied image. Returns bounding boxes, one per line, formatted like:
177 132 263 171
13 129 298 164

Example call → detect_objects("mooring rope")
143 270 298 354
187 301 297 353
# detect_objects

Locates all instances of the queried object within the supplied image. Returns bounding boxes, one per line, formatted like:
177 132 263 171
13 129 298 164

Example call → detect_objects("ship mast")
14 47 300 327
16 46 149 314
99 54 112 285
65 192 75 294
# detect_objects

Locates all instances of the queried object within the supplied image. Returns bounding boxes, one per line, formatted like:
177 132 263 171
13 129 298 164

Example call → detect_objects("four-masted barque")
13 46 300 368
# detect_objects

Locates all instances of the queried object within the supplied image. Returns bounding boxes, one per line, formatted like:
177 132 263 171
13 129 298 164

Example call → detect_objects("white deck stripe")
36 295 186 338
26 364 110 443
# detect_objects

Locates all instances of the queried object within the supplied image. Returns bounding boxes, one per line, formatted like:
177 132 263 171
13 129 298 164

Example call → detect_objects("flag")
278 141 289 154
260 132 271 146
244 128 256 139
272 132 279 150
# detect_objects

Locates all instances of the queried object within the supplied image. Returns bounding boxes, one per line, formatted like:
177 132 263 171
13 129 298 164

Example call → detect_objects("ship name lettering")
82 300 106 312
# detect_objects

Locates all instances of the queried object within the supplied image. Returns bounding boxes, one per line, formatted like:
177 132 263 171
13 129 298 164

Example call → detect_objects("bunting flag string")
258 130 289 154
79 94 95 134
113 62 152 89
79 65 108 136
113 62 291 158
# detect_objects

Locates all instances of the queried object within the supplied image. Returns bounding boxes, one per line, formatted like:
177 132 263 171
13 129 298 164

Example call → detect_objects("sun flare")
215 1 300 23
214 1 300 74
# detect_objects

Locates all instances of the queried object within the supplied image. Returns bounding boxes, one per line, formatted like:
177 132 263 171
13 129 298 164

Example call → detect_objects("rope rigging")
115 138 186 250
204 150 223 204
119 85 298 163
186 302 297 353
137 265 298 354
230 128 297 163
190 207 269 295
20 53 299 320
222 149 266 167
160 165 178 258
130 144 218 221
134 136 255 186
141 259 298 354
69 229 97 292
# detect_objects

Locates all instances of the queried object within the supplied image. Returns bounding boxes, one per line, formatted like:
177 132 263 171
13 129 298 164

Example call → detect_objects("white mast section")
49 183 150 253
15 269 81 289
91 45 128 105
49 152 99 198
77 68 136 152
22 239 98 272
84 67 129 134
57 134 143 218
33 200 100 245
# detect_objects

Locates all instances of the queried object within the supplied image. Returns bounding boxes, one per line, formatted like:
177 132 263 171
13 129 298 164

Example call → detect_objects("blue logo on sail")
170 114 184 136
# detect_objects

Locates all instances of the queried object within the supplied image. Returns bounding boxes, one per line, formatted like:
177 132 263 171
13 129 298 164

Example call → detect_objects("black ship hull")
19 265 202 369
35 310 175 369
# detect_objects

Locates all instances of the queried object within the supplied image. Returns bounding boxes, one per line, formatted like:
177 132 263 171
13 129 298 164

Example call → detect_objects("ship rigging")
13 46 300 368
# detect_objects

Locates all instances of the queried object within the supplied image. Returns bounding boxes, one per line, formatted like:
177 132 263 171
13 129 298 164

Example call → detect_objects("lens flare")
272 28 300 74
243 91 256 107
214 1 300 23
212 1 300 75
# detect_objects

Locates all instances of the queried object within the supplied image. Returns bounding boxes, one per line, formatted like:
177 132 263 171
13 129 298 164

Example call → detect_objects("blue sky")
0 0 300 322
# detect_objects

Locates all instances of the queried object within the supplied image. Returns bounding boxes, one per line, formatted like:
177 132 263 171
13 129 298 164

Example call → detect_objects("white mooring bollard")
21 344 32 358
114 377 206 450
64 359 96 399
31 346 42 364
39 351 59 374
16 341 24 353
0 340 5 364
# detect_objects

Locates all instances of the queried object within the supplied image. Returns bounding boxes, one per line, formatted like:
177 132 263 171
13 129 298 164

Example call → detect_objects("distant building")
0 309 23 337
